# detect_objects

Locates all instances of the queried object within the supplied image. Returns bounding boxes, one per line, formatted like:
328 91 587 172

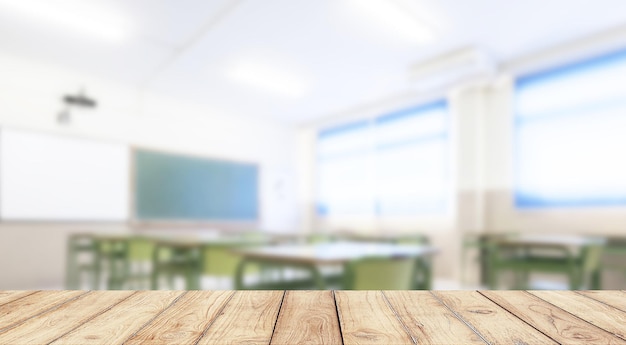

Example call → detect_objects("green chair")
342 257 416 290
306 233 337 244
124 236 155 289
391 234 432 289
201 245 246 289
94 236 130 290
65 233 99 290
151 241 202 290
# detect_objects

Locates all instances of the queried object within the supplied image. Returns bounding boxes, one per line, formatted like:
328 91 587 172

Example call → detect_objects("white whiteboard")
0 128 129 221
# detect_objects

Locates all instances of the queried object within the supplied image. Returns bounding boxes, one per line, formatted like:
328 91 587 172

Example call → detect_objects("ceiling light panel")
0 0 131 42
342 0 436 45
225 59 309 98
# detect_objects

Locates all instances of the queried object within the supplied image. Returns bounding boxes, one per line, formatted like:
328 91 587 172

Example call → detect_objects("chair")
342 257 416 290
94 236 130 290
124 236 155 289
391 234 432 289
151 241 202 290
202 245 246 289
65 233 99 289
306 233 337 244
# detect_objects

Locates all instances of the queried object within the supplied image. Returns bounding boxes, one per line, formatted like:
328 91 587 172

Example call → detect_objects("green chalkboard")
134 149 258 221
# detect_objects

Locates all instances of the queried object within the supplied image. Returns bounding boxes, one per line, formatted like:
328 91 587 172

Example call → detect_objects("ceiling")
1 0 626 124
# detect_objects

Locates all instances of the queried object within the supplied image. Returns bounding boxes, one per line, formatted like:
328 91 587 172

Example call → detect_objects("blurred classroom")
0 0 625 291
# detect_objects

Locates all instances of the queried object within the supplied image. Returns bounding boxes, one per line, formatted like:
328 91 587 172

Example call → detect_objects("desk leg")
235 258 250 290
307 265 325 290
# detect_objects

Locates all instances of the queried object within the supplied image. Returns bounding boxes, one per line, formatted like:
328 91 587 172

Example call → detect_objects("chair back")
127 236 155 261
581 242 605 274
202 246 242 277
343 257 416 290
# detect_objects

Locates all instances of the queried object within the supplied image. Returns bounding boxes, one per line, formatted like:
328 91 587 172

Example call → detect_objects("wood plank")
480 290 626 345
0 290 38 306
577 291 626 312
383 291 486 345
51 291 184 345
270 290 342 345
529 290 626 341
0 291 135 345
335 290 414 345
125 290 234 345
0 290 87 332
432 290 557 345
196 290 284 345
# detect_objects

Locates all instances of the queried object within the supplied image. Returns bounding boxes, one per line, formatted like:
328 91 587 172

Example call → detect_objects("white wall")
0 54 299 289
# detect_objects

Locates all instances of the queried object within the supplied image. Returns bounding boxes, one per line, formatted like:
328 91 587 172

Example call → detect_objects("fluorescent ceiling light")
225 60 308 98
0 0 130 42
347 0 435 44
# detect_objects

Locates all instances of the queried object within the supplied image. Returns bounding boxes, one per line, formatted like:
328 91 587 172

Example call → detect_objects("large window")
515 49 626 207
317 101 449 216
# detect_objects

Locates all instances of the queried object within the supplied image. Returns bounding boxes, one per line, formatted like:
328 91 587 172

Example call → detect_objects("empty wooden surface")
0 290 624 344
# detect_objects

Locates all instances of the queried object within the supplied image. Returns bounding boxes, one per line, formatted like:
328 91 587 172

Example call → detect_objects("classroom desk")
150 235 273 290
232 242 438 289
0 290 624 344
487 234 605 289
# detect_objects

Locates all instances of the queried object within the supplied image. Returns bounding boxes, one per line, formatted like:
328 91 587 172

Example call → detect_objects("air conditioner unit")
408 47 496 91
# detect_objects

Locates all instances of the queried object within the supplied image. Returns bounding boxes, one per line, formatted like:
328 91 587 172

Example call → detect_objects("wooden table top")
232 242 439 265
1 290 624 345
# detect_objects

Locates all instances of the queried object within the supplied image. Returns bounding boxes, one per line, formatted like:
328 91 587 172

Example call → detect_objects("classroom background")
0 0 625 291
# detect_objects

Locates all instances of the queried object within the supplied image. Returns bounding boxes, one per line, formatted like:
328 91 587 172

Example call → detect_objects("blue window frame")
515 48 626 208
317 100 449 216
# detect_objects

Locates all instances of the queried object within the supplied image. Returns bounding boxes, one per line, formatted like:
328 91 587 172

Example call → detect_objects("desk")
0 290 624 344
233 242 438 289
150 235 272 290
488 234 605 289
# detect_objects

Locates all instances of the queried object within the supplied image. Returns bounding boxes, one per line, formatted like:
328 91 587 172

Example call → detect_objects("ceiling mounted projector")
409 47 496 91
63 90 97 108
57 88 97 124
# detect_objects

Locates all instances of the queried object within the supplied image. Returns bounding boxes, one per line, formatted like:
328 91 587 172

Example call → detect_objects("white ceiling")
1 0 626 124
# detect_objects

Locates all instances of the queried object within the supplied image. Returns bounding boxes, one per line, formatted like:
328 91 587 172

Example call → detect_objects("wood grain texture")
196 290 284 345
0 291 135 345
125 290 234 345
480 290 626 345
383 291 486 345
432 290 558 345
0 290 38 306
335 290 414 345
270 290 342 345
529 290 626 341
0 290 624 345
0 290 86 332
51 291 184 345
577 290 626 312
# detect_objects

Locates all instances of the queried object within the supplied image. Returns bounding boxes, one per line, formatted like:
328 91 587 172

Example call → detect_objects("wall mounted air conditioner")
408 47 496 91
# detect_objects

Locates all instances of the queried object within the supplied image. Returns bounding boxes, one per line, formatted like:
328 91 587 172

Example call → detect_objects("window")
317 101 449 216
515 49 626 207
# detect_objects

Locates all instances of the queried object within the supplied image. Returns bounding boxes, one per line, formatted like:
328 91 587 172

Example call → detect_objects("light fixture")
0 0 130 42
346 0 435 44
225 60 308 98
